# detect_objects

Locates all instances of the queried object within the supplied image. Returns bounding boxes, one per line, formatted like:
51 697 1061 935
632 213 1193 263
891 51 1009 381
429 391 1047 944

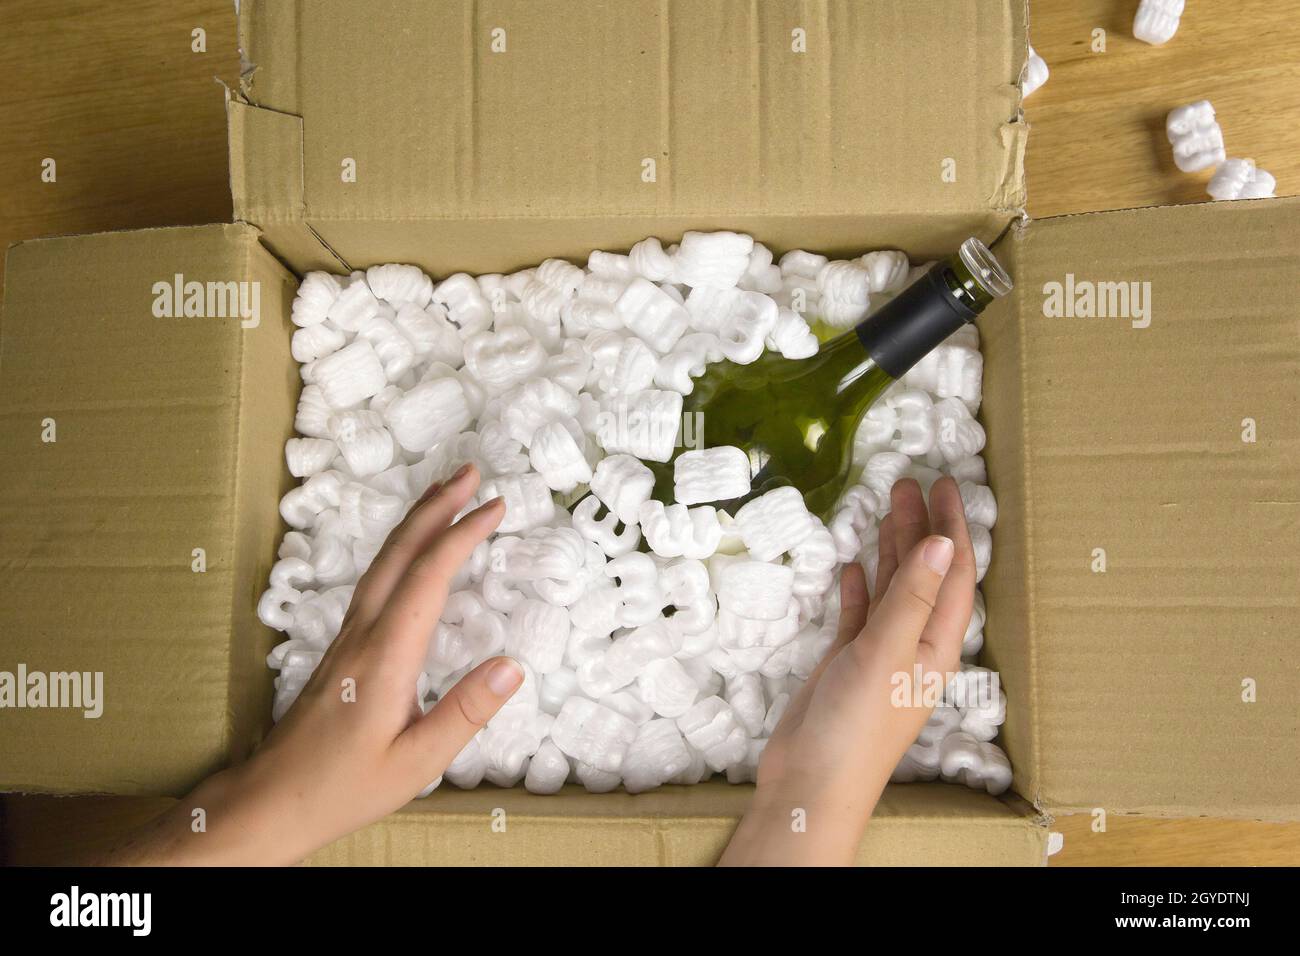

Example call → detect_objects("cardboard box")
2 0 1296 865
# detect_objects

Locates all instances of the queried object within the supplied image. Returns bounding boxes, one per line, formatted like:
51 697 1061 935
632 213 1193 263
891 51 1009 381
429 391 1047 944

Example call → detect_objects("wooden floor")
1 0 1297 866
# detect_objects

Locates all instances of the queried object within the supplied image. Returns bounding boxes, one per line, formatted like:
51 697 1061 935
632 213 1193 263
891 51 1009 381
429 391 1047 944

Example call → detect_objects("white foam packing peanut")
817 260 872 328
529 420 592 492
1022 44 1049 98
677 696 749 772
734 486 816 561
589 454 653 526
638 501 723 560
1207 158 1277 201
939 732 1013 795
717 291 778 364
672 231 753 289
551 697 638 773
614 279 689 353
674 446 751 505
312 340 388 409
261 232 1007 796
480 473 555 533
1133 0 1184 46
596 389 682 463
385 377 472 453
506 599 571 675
717 560 795 621
622 719 693 793
463 325 547 394
1166 100 1226 174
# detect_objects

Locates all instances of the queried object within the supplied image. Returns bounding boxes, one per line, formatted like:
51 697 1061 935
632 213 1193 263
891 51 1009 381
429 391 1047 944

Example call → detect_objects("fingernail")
468 495 505 519
486 657 524 696
452 462 472 481
417 480 443 502
922 536 954 575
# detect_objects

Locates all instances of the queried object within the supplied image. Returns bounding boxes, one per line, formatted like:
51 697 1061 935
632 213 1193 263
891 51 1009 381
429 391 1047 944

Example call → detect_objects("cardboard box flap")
228 97 303 227
991 197 1300 820
0 781 1048 866
235 0 1026 233
0 224 298 795
306 780 1048 866
226 94 349 276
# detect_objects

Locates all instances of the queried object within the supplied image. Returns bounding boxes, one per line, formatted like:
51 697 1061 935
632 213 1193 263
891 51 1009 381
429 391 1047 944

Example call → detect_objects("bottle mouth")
958 237 1014 299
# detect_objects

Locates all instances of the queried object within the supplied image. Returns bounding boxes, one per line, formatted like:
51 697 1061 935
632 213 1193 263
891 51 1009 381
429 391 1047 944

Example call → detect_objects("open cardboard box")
2 1 1296 865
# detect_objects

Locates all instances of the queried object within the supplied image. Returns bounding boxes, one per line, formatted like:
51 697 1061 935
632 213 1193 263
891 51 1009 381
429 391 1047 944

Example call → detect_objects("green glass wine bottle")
652 237 1012 518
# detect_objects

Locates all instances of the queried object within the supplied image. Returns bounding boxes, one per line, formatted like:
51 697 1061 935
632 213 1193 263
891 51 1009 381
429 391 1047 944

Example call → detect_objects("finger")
798 562 870 691
366 495 506 672
874 479 927 604
852 534 954 664
889 479 930 576
778 563 871 734
873 511 898 603
917 478 977 672
346 463 480 628
836 562 869 643
395 656 524 784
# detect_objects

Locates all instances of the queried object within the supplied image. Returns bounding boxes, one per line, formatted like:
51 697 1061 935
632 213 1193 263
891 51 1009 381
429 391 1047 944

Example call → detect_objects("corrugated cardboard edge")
982 222 1042 812
227 95 303 226
225 227 301 769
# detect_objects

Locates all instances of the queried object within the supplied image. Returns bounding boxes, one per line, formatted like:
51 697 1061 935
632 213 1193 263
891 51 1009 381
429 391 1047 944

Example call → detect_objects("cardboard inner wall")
0 224 299 795
979 229 1036 804
988 198 1300 821
233 0 1028 275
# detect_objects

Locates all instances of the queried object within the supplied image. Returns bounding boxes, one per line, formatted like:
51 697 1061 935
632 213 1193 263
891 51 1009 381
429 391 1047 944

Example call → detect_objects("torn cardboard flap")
0 224 298 795
986 197 1300 821
227 97 304 227
227 95 347 275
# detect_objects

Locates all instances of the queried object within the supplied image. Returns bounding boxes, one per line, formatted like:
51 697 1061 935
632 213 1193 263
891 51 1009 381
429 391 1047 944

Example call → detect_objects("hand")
720 476 976 866
103 464 521 865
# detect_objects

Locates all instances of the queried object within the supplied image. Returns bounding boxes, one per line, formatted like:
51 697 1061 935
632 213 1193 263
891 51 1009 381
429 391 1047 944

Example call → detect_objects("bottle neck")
947 235 1012 311
816 326 890 408
852 237 1010 380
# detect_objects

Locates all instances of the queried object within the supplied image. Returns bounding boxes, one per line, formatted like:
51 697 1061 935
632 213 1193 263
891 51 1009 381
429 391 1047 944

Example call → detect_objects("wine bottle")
653 237 1012 517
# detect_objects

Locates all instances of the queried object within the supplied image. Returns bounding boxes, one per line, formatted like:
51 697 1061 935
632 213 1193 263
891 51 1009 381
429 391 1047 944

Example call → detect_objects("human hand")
106 464 521 866
720 476 976 866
